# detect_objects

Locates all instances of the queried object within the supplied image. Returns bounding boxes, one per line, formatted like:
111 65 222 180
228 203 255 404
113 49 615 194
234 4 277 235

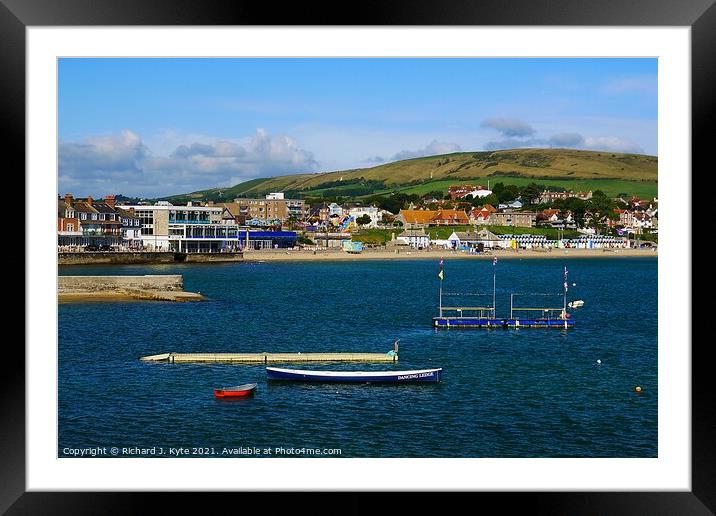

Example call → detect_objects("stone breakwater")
58 275 205 302
58 251 243 265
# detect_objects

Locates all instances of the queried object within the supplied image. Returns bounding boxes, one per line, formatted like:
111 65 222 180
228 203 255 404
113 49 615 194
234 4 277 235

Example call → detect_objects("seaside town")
55 58 660 467
57 182 658 258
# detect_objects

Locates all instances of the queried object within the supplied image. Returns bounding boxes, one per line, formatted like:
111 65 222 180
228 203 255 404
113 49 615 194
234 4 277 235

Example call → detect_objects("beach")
241 247 657 262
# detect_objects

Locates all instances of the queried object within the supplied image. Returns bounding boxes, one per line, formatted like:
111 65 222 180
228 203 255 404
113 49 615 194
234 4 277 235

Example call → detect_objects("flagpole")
563 266 568 322
439 257 444 317
439 276 443 317
492 260 496 319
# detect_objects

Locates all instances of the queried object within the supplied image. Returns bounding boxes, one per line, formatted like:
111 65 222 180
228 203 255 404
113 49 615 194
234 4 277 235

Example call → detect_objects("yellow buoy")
635 386 642 393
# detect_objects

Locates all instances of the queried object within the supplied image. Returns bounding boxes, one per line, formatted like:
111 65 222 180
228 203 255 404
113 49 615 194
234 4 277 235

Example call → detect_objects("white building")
430 239 452 249
348 206 382 228
396 228 430 248
266 192 285 200
118 202 242 252
446 231 484 249
476 228 501 248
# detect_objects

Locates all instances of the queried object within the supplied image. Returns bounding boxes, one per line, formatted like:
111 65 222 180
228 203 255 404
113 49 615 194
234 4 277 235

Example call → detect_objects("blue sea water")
58 257 657 458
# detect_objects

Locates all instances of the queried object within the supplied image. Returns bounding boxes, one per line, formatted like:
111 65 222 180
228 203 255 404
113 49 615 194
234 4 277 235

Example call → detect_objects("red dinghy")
214 383 257 398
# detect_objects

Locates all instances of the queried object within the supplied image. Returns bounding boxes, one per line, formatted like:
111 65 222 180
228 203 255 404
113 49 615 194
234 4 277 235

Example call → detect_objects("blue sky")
58 58 657 198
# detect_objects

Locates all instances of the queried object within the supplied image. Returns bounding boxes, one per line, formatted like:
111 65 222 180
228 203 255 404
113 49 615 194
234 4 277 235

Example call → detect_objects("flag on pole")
493 256 498 266
564 266 568 291
438 258 444 280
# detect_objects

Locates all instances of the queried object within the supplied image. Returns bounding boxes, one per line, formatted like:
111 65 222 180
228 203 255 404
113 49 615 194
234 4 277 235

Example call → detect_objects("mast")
492 256 497 318
439 279 443 317
563 266 568 326
438 257 444 317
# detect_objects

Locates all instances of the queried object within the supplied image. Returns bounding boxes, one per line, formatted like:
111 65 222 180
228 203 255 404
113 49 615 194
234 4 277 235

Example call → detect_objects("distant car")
84 244 98 251
99 244 113 251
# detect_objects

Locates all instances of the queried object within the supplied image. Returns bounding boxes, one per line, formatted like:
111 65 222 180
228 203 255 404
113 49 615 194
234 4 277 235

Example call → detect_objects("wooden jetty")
140 350 398 364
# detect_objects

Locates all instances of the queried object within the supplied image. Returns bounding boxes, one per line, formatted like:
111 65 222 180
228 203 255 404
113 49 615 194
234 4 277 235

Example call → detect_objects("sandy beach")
242 247 657 262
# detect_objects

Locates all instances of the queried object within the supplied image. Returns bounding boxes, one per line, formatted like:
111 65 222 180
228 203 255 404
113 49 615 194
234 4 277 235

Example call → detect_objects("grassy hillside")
162 177 273 203
165 148 657 202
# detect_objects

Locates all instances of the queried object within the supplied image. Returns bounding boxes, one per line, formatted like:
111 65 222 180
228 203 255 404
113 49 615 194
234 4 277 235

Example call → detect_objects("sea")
58 257 657 458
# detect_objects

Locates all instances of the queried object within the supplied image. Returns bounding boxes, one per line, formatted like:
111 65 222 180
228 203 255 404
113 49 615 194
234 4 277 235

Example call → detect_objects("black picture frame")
5 0 710 513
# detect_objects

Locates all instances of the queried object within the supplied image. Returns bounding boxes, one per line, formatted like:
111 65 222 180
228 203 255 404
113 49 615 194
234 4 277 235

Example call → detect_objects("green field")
483 225 582 239
422 225 579 240
351 228 395 245
163 177 273 202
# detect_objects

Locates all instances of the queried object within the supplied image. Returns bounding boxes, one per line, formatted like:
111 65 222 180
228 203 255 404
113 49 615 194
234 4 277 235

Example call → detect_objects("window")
137 210 154 226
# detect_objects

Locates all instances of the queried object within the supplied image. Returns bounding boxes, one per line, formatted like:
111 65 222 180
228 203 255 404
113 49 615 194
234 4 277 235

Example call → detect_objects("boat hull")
266 367 442 383
214 383 257 398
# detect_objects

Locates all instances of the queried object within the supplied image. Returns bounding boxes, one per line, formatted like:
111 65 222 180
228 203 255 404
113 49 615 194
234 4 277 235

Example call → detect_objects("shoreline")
58 290 206 303
57 276 205 303
55 248 658 266
241 248 657 262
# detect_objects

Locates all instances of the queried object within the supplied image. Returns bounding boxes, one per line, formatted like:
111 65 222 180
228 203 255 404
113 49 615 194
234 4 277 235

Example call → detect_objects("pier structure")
433 294 574 329
140 349 399 364
437 292 496 321
433 261 575 329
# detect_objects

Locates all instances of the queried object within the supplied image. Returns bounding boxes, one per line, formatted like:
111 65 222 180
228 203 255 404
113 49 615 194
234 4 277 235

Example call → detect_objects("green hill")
164 148 657 202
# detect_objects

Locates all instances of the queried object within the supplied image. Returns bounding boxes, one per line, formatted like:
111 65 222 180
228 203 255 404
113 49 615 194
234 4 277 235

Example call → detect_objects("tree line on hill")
305 181 617 212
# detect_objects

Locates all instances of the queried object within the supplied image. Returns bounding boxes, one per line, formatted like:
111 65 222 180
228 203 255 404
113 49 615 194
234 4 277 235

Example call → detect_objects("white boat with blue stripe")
266 367 442 383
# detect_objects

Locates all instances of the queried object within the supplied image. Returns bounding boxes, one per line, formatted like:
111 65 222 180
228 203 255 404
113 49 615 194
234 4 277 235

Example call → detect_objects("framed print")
6 0 712 513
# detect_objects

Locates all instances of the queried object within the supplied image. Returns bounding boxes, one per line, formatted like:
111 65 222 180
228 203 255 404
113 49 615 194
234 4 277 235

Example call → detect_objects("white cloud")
59 129 148 177
484 138 547 151
59 129 319 198
548 133 585 147
481 118 536 138
390 140 462 161
582 136 643 153
483 132 643 154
